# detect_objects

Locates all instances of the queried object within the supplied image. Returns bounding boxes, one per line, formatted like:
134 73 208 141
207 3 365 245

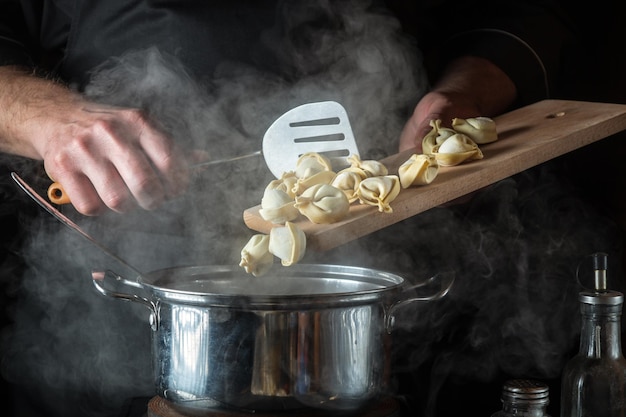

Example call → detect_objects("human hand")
0 67 192 216
398 56 517 153
37 101 190 215
398 90 482 152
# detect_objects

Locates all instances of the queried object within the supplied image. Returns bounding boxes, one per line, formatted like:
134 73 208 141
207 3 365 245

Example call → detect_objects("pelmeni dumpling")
451 117 498 144
292 170 336 196
294 183 350 224
347 154 388 177
357 175 401 213
239 234 274 277
266 171 298 199
259 188 299 224
268 221 307 266
294 152 333 179
422 119 456 154
398 154 439 188
331 167 366 203
432 133 483 166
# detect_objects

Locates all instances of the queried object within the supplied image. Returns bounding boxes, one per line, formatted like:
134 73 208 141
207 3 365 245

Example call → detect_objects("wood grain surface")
243 100 626 251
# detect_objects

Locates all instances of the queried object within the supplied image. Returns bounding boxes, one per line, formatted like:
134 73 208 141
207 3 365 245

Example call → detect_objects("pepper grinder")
560 252 626 417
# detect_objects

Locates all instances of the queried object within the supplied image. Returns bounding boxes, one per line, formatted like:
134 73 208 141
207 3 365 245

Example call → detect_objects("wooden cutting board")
243 99 626 251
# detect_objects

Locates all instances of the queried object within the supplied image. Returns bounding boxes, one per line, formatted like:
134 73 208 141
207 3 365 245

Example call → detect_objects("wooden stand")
147 396 402 417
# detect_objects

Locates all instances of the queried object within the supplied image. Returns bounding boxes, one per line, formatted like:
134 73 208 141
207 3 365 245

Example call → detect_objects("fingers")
398 102 440 152
399 91 483 153
47 157 136 216
45 106 190 215
135 118 190 200
398 117 423 153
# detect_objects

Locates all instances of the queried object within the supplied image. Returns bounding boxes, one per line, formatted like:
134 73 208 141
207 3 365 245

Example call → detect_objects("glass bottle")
560 252 626 417
491 379 550 417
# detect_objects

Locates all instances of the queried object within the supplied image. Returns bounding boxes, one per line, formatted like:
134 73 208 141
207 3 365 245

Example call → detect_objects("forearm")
0 65 85 159
0 64 192 214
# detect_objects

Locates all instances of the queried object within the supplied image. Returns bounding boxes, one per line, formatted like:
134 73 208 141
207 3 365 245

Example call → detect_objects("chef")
2 1 621 417
0 0 573 215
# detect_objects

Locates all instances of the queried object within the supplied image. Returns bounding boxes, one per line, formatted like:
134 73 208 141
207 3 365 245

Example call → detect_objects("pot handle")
384 270 455 333
92 270 159 330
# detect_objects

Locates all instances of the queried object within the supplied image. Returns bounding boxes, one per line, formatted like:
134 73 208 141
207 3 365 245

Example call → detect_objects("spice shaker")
560 252 626 416
491 379 550 417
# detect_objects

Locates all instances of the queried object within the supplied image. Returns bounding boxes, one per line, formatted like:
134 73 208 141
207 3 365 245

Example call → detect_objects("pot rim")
137 264 406 309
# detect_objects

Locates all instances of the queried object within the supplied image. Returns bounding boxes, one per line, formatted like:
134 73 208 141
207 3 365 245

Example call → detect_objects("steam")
318 165 624 415
0 1 427 416
0 1 622 416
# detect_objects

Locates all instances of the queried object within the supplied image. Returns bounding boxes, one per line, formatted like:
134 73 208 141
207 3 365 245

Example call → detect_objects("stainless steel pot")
92 264 452 413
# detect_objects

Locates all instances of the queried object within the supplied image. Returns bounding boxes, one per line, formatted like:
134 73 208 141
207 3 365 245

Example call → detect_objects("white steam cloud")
0 1 623 417
318 167 624 415
1 1 428 416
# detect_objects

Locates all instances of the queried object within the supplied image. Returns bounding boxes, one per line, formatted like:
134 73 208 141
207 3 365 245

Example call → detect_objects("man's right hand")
0 66 190 215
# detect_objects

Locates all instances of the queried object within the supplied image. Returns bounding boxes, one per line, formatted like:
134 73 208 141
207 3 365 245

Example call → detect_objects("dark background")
1 1 625 416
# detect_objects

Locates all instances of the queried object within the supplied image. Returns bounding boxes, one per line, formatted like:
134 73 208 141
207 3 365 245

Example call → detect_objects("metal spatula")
262 101 360 178
47 101 359 204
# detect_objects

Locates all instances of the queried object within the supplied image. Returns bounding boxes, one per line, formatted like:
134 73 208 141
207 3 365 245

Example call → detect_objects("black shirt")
0 0 578 104
0 0 284 88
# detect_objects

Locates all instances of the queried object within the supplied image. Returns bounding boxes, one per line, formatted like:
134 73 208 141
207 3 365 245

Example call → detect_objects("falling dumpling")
259 188 299 224
268 221 307 266
422 119 456 154
347 154 388 177
294 183 350 224
331 167 366 203
357 175 401 213
433 133 483 166
294 152 333 179
239 234 274 277
451 117 498 144
398 154 439 188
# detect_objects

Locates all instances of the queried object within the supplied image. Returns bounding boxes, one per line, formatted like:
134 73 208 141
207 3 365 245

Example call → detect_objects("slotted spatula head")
262 101 360 178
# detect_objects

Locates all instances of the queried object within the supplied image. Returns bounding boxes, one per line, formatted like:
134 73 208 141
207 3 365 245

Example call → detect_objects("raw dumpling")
331 167 366 203
291 170 336 196
239 234 274 277
433 133 483 166
451 117 498 144
347 154 388 177
259 188 299 224
398 154 439 188
294 152 333 179
294 183 350 224
266 171 298 199
268 221 307 266
357 175 401 213
422 119 456 154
